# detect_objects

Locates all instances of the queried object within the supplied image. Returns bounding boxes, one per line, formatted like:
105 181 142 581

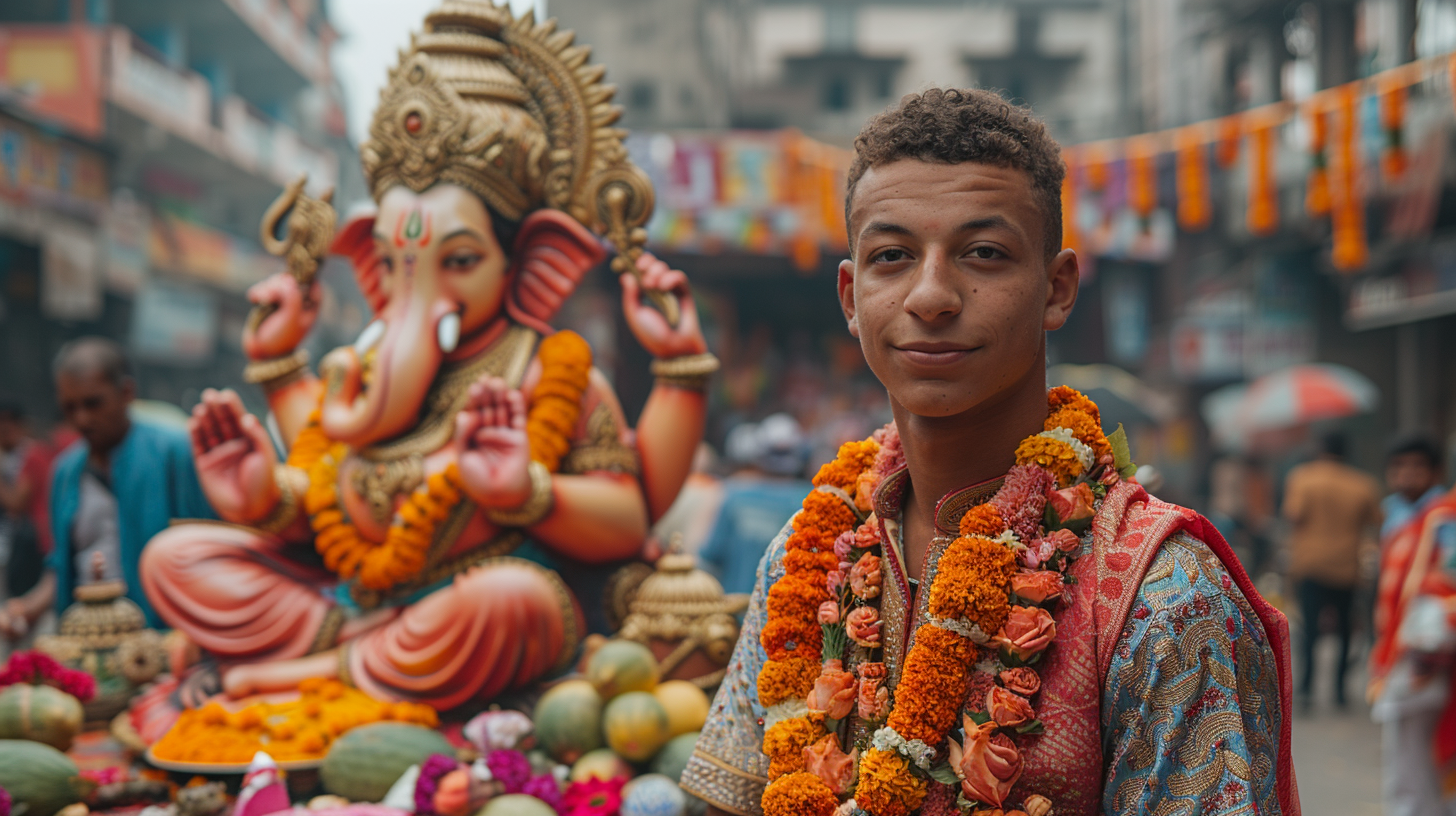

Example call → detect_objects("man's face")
1387 452 1439 501
0 418 22 451
56 371 132 453
837 159 1078 418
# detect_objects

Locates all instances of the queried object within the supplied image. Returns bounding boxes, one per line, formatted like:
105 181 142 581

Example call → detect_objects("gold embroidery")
560 404 640 475
348 453 425 524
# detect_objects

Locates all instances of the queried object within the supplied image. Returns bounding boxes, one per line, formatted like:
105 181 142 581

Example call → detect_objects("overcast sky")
331 0 545 145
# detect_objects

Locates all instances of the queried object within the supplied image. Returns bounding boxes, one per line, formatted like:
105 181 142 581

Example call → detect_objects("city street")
1294 638 1383 814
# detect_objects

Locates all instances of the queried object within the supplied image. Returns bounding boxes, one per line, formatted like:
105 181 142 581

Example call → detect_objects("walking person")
1283 432 1383 708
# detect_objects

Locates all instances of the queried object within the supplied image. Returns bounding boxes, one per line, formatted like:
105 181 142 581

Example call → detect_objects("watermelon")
321 722 454 802
649 732 700 783
569 748 634 782
0 740 95 816
0 684 84 751
533 679 605 764
586 640 659 700
602 691 671 762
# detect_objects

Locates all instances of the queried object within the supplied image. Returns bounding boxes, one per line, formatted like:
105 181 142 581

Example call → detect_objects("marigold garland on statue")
286 331 594 592
759 386 1119 816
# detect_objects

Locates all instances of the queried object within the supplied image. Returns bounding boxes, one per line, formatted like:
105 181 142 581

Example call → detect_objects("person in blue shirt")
700 414 812 595
0 338 214 638
1381 435 1445 543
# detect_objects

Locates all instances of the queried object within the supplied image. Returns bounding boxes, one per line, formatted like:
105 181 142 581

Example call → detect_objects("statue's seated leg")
344 559 582 710
141 522 339 662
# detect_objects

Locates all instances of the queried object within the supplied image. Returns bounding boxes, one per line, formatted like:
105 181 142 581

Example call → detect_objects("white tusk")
354 319 385 354
437 312 461 354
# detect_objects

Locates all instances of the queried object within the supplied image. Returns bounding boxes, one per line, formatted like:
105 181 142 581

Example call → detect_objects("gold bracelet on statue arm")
650 352 720 392
484 460 555 528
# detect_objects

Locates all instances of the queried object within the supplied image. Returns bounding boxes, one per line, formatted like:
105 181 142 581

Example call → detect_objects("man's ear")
505 210 608 334
1043 248 1079 332
837 259 859 338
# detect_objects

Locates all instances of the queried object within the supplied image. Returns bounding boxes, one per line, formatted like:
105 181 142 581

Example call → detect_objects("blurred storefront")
0 0 366 427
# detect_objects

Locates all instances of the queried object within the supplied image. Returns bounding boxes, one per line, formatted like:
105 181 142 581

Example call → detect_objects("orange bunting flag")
1305 103 1331 217
1084 145 1109 191
1246 122 1278 236
1216 115 1243 168
1380 77 1408 180
1061 150 1081 254
1175 127 1211 231
1330 85 1368 271
1127 137 1158 218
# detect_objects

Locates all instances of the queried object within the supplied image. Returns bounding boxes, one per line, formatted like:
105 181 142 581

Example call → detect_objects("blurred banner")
0 112 108 218
0 26 104 138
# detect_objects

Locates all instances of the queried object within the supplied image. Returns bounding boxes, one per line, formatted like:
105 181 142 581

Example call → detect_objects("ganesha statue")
139 0 715 711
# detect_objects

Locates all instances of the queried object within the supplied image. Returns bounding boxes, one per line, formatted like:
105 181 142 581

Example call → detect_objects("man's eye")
872 248 908 263
969 246 1004 260
443 252 483 271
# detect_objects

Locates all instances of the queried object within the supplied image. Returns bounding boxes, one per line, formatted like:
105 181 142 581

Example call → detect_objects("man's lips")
893 341 979 366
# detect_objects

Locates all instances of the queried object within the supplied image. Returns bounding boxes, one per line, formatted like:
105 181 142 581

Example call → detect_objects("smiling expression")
837 159 1078 419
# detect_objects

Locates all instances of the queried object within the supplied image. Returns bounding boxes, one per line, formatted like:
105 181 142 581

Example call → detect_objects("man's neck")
86 419 130 473
892 364 1049 580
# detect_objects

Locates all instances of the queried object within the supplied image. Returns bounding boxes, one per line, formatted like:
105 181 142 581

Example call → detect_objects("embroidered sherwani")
681 470 1297 816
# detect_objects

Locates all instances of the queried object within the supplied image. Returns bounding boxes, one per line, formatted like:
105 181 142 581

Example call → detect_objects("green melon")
586 640 659 700
0 739 95 816
533 679 605 764
602 691 671 762
569 747 634 782
478 794 559 816
0 684 84 751
320 722 454 802
649 731 700 783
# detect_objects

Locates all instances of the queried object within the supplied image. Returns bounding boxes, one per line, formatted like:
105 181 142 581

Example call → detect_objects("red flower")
1045 528 1081 554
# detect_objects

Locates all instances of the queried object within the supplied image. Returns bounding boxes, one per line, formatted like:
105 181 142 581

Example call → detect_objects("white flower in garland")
931 616 991 645
993 529 1022 550
764 698 809 731
871 726 935 771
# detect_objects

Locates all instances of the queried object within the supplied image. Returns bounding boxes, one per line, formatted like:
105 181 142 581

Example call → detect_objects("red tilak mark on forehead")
392 208 433 249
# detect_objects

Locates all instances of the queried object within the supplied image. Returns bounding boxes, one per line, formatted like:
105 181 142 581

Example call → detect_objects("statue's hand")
620 253 708 359
190 389 280 524
455 377 533 509
243 272 321 360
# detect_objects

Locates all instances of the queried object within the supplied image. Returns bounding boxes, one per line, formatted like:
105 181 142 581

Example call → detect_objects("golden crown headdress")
361 0 654 257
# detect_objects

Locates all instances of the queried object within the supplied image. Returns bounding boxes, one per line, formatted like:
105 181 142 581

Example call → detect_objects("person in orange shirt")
1283 432 1383 708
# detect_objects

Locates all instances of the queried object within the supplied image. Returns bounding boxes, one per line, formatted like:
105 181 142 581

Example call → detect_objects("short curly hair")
846 88 1066 260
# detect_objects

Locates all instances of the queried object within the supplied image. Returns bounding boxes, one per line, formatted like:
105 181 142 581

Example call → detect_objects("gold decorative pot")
615 552 746 689
35 578 167 722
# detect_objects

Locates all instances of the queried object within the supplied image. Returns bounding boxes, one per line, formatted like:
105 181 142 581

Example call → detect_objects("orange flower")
813 440 880 491
985 686 1035 728
928 535 1017 634
1044 406 1110 461
803 733 858 795
528 330 593 471
761 617 823 662
757 657 820 707
845 606 882 648
762 772 839 816
948 718 1023 808
1046 386 1100 426
764 718 828 779
768 574 829 622
849 553 883 600
857 662 890 722
806 659 857 720
1048 484 1095 526
993 606 1057 663
999 667 1041 697
854 749 929 816
886 625 977 745
1009 570 1063 605
1014 436 1083 486
959 504 1006 537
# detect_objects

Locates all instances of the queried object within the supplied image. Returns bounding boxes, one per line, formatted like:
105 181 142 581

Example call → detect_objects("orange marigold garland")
759 388 1117 816
286 330 594 593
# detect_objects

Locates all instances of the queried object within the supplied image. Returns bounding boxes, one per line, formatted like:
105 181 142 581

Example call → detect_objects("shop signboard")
103 188 150 293
1346 239 1456 330
40 223 101 320
0 25 104 138
148 213 282 293
130 281 218 364
1170 290 1247 383
0 112 107 219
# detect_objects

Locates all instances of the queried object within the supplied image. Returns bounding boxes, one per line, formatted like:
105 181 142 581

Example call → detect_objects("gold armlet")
485 460 555 528
255 464 307 535
243 349 311 393
650 352 720 392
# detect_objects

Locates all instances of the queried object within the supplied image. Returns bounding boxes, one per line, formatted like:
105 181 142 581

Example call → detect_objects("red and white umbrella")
1203 364 1378 447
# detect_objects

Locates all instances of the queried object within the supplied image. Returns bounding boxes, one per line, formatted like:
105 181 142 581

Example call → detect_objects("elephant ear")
506 210 608 335
330 210 388 314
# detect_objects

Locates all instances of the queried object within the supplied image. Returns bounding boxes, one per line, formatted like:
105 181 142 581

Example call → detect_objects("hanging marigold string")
1246 120 1279 236
1331 84 1369 271
1305 102 1332 217
1381 76 1409 180
1127 137 1158 219
1216 114 1243 168
759 388 1118 816
287 330 594 592
1060 149 1081 255
1175 126 1211 231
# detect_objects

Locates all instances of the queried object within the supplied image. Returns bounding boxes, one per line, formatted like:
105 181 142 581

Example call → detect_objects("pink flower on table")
817 601 841 625
845 606 882 648
849 553 882 600
803 733 859 795
993 606 1057 662
1009 570 1063 604
806 659 857 720
985 686 1036 728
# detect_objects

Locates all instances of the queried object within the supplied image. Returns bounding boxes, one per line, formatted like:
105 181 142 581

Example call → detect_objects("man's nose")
902 249 962 321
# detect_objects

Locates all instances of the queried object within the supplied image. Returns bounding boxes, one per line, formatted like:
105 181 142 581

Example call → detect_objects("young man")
1381 435 1445 542
681 90 1297 816
0 338 213 637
